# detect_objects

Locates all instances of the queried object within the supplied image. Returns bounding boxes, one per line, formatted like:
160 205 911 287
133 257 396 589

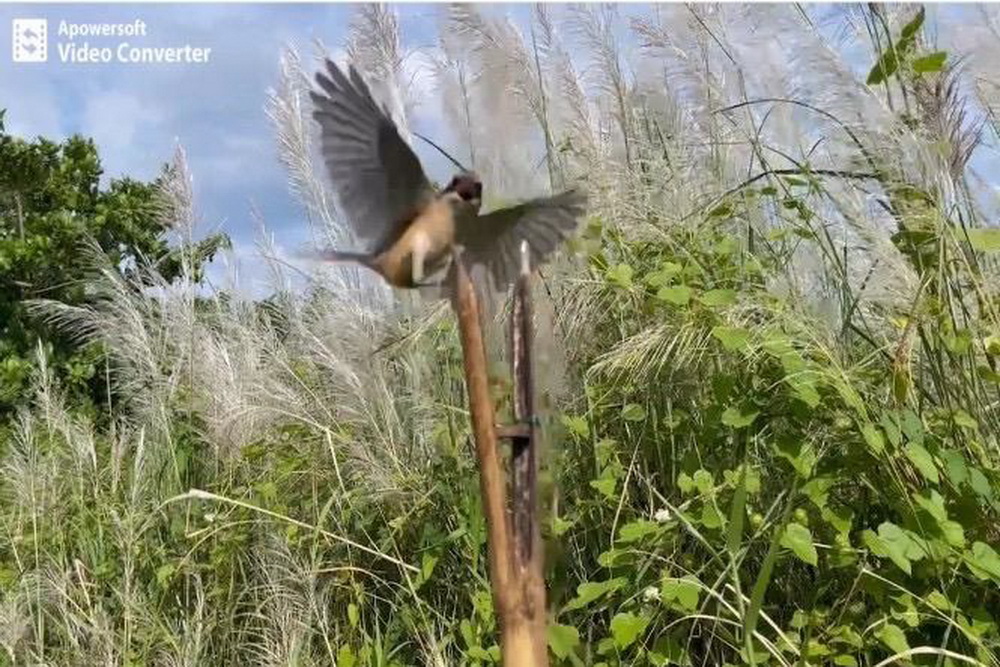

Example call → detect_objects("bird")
307 58 587 290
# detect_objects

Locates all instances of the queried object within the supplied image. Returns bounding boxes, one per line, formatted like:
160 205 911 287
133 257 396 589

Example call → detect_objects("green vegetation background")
1 5 999 666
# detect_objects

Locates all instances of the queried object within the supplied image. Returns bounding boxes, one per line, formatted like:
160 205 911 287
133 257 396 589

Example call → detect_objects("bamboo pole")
507 243 549 665
450 248 548 666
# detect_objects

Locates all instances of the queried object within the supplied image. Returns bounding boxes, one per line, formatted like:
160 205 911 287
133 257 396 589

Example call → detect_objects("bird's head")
441 172 483 212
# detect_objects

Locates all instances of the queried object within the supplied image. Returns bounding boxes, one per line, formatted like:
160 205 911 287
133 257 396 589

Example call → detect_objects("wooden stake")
450 249 549 667
507 242 549 665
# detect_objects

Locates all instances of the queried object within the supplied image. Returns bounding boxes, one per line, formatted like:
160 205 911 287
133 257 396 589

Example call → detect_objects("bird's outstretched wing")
310 59 434 254
458 190 587 289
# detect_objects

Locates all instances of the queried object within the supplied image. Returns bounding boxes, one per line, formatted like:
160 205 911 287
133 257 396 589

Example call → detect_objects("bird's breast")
373 200 457 287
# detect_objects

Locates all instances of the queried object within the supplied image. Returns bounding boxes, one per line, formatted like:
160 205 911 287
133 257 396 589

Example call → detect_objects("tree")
0 109 229 418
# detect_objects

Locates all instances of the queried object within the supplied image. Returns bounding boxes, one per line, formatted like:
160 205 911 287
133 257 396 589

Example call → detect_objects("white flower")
654 508 672 523
643 586 661 602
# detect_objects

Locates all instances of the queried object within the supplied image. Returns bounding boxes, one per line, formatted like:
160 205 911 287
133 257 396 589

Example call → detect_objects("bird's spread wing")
458 190 587 288
311 59 434 253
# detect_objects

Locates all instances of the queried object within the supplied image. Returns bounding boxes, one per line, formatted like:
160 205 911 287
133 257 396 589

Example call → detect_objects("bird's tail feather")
309 249 373 266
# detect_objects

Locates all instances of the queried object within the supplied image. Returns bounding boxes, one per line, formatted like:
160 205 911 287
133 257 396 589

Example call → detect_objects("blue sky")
1 3 995 295
1 3 532 293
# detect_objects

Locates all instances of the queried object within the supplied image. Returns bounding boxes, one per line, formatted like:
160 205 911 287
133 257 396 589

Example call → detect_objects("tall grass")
2 4 999 665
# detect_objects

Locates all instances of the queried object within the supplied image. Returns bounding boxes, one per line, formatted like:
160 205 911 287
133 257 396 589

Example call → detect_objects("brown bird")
308 58 587 290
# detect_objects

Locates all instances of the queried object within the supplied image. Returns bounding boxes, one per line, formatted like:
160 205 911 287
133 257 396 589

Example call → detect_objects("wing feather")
310 59 433 252
458 190 587 289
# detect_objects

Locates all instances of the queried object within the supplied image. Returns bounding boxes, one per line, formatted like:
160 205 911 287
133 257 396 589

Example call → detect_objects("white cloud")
81 90 165 178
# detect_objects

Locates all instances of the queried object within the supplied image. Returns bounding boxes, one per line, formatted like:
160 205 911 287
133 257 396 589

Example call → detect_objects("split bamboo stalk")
450 246 549 666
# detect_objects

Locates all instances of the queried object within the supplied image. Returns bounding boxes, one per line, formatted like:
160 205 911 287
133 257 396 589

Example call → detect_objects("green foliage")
866 8 942 85
0 113 228 417
3 3 1000 666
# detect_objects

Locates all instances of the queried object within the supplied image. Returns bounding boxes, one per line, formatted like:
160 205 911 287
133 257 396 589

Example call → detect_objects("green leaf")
419 552 439 585
563 577 627 612
610 612 649 649
861 423 885 455
727 466 749 553
867 50 899 85
693 469 714 494
721 406 758 428
913 51 947 73
677 472 695 495
969 468 993 501
773 438 816 478
913 489 948 522
939 520 966 548
881 412 902 447
790 377 821 408
781 523 818 566
699 289 737 307
901 7 926 40
801 477 836 510
877 522 925 575
661 575 701 611
561 415 589 438
700 503 724 529
966 228 1000 252
644 262 682 287
590 475 618 500
952 409 978 430
867 7 924 82
822 506 854 537
337 645 357 667
597 547 627 568
547 623 580 659
901 409 924 444
925 590 953 611
904 443 939 483
657 285 692 305
709 203 732 218
155 563 175 587
964 541 1000 583
830 625 863 648
618 519 660 543
649 636 691 666
607 263 634 288
862 528 888 556
941 449 968 486
621 403 647 422
466 646 493 661
551 515 574 537
711 325 750 352
876 623 910 655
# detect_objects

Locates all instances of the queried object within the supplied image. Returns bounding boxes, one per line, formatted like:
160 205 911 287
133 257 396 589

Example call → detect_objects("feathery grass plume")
154 574 207 667
567 4 635 172
447 2 560 188
4 6 1000 664
630 5 741 192
532 3 598 185
430 36 479 170
242 541 314 667
0 591 29 663
442 3 539 198
347 4 414 136
266 47 338 245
